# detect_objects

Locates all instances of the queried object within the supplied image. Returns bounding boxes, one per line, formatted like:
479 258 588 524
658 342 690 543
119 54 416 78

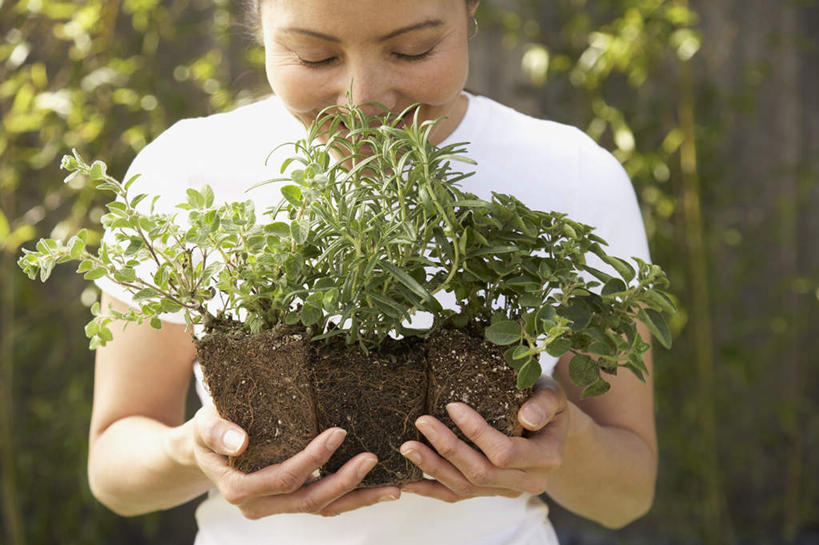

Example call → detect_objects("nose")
336 58 397 114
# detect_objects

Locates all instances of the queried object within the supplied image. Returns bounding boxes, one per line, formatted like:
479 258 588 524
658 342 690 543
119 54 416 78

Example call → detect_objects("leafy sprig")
18 103 675 396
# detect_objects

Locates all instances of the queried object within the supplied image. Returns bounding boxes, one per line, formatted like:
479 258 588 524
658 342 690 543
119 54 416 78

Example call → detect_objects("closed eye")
296 48 435 68
296 56 338 68
393 48 434 62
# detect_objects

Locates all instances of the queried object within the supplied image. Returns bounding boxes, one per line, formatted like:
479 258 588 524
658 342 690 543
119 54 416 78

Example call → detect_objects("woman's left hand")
399 376 569 501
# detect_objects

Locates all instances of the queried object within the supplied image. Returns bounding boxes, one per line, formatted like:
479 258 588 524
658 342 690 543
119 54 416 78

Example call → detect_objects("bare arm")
543 321 657 528
88 292 400 518
87 292 212 514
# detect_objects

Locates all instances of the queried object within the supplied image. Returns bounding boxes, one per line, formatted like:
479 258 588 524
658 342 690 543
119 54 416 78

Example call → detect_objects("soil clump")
312 336 427 487
426 328 533 448
195 326 531 485
195 325 317 473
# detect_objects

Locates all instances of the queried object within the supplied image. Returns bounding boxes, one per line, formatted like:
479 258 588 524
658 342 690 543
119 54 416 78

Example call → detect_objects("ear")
468 1 480 18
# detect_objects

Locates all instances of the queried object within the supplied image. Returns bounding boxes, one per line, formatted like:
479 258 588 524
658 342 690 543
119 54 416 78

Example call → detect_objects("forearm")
542 402 657 529
88 416 211 516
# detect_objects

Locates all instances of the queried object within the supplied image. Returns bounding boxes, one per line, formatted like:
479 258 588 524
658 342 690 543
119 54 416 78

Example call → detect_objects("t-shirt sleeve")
567 131 652 285
93 120 197 324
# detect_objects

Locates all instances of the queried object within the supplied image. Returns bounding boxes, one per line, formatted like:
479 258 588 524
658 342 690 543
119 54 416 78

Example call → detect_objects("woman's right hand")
189 405 401 519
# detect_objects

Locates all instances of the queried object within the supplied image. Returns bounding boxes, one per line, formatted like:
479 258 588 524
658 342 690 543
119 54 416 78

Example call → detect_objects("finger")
317 486 400 517
239 453 378 519
193 405 248 456
401 478 520 503
220 427 348 503
518 377 568 432
400 438 528 497
412 417 540 493
444 402 560 471
445 402 522 469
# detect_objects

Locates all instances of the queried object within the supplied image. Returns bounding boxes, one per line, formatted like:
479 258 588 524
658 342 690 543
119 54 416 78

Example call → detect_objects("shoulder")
464 94 651 264
128 95 299 170
467 94 592 161
122 95 303 207
464 95 634 210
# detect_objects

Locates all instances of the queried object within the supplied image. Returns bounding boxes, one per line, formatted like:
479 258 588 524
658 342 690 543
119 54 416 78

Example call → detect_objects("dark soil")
312 337 427 487
194 325 532 486
426 328 532 448
194 325 317 473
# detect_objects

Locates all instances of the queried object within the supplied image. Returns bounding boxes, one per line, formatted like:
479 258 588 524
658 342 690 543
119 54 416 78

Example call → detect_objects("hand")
398 376 569 502
189 405 400 518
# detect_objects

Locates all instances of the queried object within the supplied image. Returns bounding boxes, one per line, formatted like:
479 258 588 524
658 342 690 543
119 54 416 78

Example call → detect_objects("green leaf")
160 299 182 313
545 337 571 357
99 327 114 342
536 304 557 325
284 312 301 325
268 221 290 238
602 278 627 296
559 302 591 331
113 268 136 283
84 267 107 280
291 218 310 244
202 185 215 208
640 290 677 315
517 358 542 389
581 378 611 399
485 320 522 345
89 160 108 181
322 288 339 312
638 308 672 349
600 255 636 283
150 317 162 329
186 188 205 209
519 293 542 308
133 288 159 302
75 259 94 273
466 246 519 259
512 345 531 360
568 354 598 387
84 320 99 338
281 185 303 205
381 261 432 302
301 304 322 326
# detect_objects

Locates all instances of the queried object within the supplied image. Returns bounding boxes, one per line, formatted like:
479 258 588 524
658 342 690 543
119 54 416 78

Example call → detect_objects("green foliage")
19 102 675 396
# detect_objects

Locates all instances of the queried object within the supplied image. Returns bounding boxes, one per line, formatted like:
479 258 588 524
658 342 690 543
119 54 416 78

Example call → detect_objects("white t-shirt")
96 92 650 545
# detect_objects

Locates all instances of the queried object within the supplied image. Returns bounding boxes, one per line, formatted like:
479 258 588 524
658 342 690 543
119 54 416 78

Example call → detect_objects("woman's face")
261 0 476 144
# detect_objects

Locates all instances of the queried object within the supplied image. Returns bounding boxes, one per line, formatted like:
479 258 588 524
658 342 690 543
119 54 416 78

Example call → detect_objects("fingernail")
446 402 467 420
326 429 347 452
379 492 399 502
400 447 421 465
223 429 244 453
358 457 377 480
520 406 545 429
416 417 438 443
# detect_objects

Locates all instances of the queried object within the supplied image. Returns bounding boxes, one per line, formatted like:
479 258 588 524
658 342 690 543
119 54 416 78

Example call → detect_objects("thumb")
517 378 567 432
194 405 248 456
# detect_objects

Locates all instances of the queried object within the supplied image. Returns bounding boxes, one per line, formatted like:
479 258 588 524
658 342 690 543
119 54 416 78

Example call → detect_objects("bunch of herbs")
18 102 674 397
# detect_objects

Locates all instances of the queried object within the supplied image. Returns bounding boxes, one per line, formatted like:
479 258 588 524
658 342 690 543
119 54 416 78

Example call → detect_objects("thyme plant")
18 102 675 397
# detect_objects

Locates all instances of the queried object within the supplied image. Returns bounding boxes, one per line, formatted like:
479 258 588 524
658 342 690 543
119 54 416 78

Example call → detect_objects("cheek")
265 54 334 116
401 46 469 105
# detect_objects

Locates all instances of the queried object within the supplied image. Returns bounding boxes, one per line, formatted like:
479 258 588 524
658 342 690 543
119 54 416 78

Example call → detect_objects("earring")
468 16 479 39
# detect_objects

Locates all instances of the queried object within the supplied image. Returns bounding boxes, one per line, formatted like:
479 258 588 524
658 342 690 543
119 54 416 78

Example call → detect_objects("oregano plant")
18 101 675 398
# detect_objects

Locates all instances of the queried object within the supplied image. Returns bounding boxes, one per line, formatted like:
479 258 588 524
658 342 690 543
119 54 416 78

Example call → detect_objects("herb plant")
18 102 675 397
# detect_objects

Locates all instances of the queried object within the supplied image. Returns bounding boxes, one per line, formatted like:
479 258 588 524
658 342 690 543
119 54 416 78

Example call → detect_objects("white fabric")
95 91 651 545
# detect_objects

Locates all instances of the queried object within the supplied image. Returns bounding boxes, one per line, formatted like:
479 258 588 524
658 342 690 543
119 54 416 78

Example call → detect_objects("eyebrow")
281 19 444 43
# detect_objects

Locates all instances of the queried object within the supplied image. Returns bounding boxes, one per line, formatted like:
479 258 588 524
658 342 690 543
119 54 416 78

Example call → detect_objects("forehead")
261 0 465 35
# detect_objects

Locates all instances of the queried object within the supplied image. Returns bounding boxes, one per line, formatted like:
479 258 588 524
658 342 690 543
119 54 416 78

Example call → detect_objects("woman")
88 1 658 543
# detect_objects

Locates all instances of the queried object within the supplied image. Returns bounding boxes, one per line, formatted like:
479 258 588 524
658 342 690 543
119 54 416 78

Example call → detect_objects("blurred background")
1 0 817 543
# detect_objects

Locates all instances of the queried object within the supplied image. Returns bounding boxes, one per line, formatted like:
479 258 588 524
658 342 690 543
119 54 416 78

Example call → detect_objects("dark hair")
243 0 479 45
